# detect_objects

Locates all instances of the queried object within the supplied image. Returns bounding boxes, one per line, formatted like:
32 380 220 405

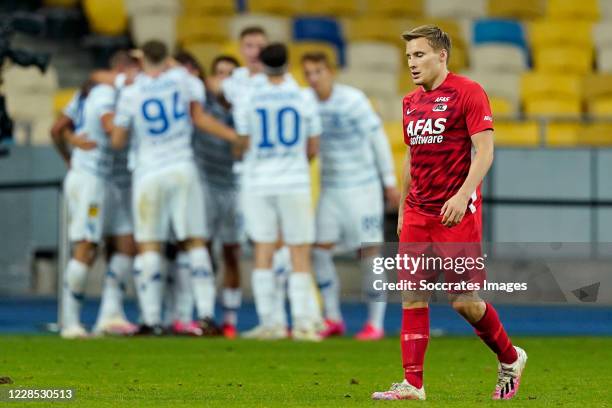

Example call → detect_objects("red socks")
401 307 429 389
471 303 518 364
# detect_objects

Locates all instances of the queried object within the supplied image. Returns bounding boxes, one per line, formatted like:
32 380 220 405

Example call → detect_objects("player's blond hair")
401 25 452 62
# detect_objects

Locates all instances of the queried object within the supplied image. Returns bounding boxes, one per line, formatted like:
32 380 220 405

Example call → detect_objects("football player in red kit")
372 25 527 401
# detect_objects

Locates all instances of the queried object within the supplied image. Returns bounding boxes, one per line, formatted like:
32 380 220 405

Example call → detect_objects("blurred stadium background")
0 0 611 335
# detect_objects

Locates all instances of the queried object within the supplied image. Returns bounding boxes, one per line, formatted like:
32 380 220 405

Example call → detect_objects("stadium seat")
593 23 612 51
44 0 78 7
545 121 583 146
524 98 582 119
83 0 128 36
493 120 540 146
182 42 223 73
298 0 360 16
346 42 401 73
384 121 405 151
293 17 345 66
447 45 468 73
397 68 419 95
289 67 307 87
489 96 517 118
392 150 406 186
219 41 244 66
487 0 545 20
546 0 600 21
425 0 487 19
463 71 521 104
289 42 339 69
337 69 397 98
470 44 528 73
588 98 612 118
520 72 582 101
125 0 179 15
181 0 235 15
364 0 424 17
53 88 78 117
598 48 612 72
582 122 612 145
473 19 528 53
378 95 404 122
583 74 612 117
176 15 229 45
533 46 594 74
131 14 176 51
229 14 291 42
529 20 593 49
248 0 301 16
343 17 409 47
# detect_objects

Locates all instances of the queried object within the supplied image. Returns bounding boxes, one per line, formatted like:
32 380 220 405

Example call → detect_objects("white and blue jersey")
304 84 396 190
234 75 322 195
113 67 205 176
64 85 116 179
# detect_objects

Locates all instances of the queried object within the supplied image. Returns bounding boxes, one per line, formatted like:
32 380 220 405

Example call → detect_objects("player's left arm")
111 88 133 150
441 82 494 227
191 102 239 144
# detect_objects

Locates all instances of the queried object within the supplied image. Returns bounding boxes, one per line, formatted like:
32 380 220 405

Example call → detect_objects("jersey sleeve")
348 91 382 136
95 85 116 117
63 91 81 122
187 75 206 105
462 82 494 136
233 93 251 136
113 87 136 129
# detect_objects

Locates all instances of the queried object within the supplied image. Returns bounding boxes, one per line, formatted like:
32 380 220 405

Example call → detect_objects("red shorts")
398 206 485 292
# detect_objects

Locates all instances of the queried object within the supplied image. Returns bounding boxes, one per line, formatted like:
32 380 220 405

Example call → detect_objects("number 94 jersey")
114 67 205 176
234 75 322 195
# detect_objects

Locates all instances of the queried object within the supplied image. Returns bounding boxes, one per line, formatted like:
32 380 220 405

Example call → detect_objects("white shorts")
204 183 241 244
64 169 106 243
316 183 384 250
242 192 314 245
133 162 207 242
103 181 133 237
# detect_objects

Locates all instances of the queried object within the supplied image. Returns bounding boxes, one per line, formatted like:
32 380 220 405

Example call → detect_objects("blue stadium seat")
292 17 345 66
472 19 527 52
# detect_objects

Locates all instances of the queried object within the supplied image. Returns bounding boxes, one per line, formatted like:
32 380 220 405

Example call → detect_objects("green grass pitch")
0 336 610 407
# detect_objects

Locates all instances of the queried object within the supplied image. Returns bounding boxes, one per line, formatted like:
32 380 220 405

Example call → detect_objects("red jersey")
402 72 493 217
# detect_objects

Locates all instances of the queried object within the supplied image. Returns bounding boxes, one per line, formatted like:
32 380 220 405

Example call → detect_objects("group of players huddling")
50 23 527 401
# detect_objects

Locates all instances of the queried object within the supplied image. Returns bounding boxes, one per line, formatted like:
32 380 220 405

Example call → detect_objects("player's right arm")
397 146 412 237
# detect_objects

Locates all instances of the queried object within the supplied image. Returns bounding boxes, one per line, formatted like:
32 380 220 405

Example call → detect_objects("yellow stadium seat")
364 0 424 17
588 98 612 118
582 123 612 145
582 74 612 100
219 41 244 66
489 97 516 118
487 0 545 19
44 0 79 7
533 46 594 74
447 45 468 72
289 42 338 70
393 150 406 186
545 121 583 146
529 20 593 49
397 68 419 94
53 88 78 117
344 17 409 47
176 16 229 45
547 0 600 21
493 120 540 146
182 42 223 73
290 67 308 87
299 0 360 16
520 72 582 101
524 98 582 119
249 0 302 15
384 121 405 151
83 0 128 36
181 0 235 15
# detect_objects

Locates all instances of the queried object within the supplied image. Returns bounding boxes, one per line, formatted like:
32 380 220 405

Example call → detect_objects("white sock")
222 288 241 326
252 269 276 327
272 247 290 327
162 262 175 327
362 255 386 330
62 259 89 329
190 247 216 320
313 248 342 322
96 254 132 325
288 272 317 330
174 251 194 323
135 251 165 326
